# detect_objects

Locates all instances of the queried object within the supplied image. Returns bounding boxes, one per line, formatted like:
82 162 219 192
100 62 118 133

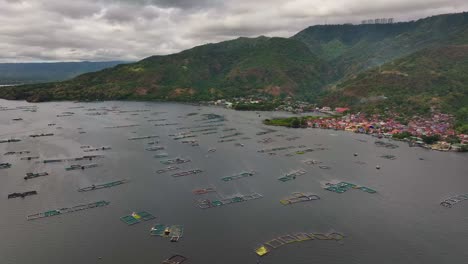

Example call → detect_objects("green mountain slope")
293 12 468 80
321 45 468 118
0 37 325 102
0 61 128 85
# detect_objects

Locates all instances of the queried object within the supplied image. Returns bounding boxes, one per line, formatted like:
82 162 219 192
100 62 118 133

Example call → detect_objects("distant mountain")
0 61 128 85
293 12 468 80
321 45 468 118
0 37 325 102
0 12 467 122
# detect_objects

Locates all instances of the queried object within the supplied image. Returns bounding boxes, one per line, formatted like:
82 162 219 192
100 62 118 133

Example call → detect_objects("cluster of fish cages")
120 211 156 225
27 200 110 220
323 181 377 194
279 192 320 205
197 193 263 209
255 232 345 257
221 171 255 182
278 169 307 182
8 191 37 199
24 172 48 180
440 193 468 208
150 224 184 242
156 166 179 174
171 169 203 177
78 179 128 192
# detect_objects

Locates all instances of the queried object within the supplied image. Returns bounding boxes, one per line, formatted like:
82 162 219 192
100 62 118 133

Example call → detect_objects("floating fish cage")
24 172 48 180
278 169 307 182
162 254 187 264
150 224 184 239
255 232 345 257
29 133 54 138
219 132 243 139
27 201 110 220
197 193 262 209
104 124 140 128
258 145 300 153
218 139 237 143
375 140 399 149
83 146 112 152
202 131 218 135
154 123 179 127
0 163 12 169
20 156 39 160
440 194 468 208
160 158 191 165
128 135 159 140
8 191 37 199
221 171 255 182
380 154 397 160
303 159 322 165
0 138 21 143
146 146 165 151
171 169 203 177
154 153 169 159
65 163 98 171
120 211 155 226
280 192 320 205
324 181 376 194
156 166 179 174
4 150 30 155
78 179 128 192
192 188 216 195
256 129 277 136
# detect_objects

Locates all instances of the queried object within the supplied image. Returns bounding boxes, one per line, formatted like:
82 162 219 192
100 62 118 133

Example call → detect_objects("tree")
290 118 300 128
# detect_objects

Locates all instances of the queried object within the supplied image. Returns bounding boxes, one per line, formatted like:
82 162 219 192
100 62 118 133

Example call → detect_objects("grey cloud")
0 0 467 62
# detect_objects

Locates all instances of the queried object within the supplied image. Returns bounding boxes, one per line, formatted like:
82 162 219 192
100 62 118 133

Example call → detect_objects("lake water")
1 99 467 264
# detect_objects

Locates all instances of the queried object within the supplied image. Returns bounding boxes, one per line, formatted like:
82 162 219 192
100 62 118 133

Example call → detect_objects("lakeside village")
202 97 468 152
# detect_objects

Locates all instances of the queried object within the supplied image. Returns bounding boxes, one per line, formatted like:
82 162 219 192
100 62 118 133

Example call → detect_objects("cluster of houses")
307 112 468 151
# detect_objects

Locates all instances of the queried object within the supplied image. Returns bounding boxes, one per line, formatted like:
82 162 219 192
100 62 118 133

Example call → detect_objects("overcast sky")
0 0 467 62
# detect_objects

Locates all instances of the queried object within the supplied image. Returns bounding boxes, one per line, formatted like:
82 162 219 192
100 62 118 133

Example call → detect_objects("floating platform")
278 169 307 182
120 211 155 225
280 192 320 205
0 163 12 169
65 163 98 171
27 200 110 220
78 179 128 192
160 158 191 165
171 169 203 177
221 171 255 182
192 188 216 195
197 193 263 209
440 193 468 208
156 166 179 174
24 172 48 180
162 255 187 264
8 191 37 199
324 181 377 194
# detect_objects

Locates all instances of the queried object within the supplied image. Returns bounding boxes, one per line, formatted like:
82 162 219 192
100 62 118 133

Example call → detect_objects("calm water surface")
0 99 467 264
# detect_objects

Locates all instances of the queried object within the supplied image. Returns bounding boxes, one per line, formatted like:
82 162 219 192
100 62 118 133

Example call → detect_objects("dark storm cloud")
0 0 467 62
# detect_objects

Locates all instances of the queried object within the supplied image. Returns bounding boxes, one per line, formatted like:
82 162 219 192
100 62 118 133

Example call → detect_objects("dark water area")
1 99 467 264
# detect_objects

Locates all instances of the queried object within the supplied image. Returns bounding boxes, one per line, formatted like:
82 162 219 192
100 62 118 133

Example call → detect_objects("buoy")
353 153 358 156
376 165 381 170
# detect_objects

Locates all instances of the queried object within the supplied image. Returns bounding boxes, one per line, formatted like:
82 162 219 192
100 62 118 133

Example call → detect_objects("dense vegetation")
0 61 126 84
263 116 324 128
0 37 324 102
